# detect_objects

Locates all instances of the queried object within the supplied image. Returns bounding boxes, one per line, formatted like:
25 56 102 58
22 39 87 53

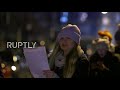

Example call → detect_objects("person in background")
113 24 120 77
43 24 89 78
89 38 120 79
114 24 120 55
97 30 115 53
0 57 4 78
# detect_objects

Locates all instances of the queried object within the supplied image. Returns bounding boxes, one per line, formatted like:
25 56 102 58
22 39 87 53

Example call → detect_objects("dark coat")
115 45 120 54
89 51 120 79
0 66 4 78
53 54 89 78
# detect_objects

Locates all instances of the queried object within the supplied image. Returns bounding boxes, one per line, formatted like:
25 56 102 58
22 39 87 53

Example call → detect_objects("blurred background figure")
1 62 12 78
114 24 120 54
0 57 4 78
89 38 120 79
97 30 115 53
91 30 115 59
113 24 120 73
0 41 13 78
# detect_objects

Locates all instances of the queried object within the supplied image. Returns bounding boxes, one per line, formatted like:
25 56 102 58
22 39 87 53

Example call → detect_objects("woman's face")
59 37 75 52
96 42 108 57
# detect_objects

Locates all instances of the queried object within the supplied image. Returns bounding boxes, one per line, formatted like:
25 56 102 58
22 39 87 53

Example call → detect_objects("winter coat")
89 51 120 79
52 54 89 78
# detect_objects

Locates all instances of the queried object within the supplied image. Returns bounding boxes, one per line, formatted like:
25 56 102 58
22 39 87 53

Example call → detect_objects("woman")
97 30 115 52
89 38 120 79
43 24 89 78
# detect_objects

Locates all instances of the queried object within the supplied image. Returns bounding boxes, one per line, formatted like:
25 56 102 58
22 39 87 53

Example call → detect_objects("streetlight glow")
11 66 16 71
101 12 108 14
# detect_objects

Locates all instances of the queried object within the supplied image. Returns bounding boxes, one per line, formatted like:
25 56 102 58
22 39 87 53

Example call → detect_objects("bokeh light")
101 12 108 14
13 56 17 62
11 66 16 71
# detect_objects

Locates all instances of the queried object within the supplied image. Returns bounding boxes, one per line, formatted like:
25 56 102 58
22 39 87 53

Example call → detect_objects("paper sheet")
23 46 50 78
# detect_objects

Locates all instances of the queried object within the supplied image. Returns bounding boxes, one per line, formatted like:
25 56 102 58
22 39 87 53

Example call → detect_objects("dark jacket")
0 66 4 78
0 71 4 78
115 45 120 54
53 54 89 78
89 51 120 79
114 29 120 54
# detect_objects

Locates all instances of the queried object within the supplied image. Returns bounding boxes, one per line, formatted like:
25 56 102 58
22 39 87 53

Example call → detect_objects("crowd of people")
0 23 120 79
43 24 120 79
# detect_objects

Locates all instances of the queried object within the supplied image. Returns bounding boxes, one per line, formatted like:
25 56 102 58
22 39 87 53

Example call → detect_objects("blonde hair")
49 43 84 78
